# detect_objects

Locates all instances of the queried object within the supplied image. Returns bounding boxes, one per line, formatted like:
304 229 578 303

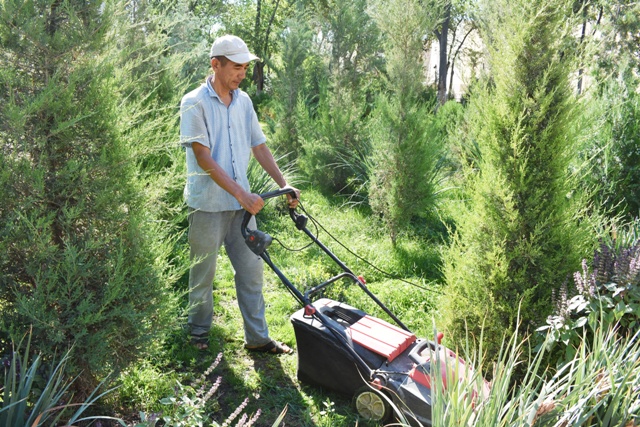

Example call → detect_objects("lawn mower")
241 189 490 426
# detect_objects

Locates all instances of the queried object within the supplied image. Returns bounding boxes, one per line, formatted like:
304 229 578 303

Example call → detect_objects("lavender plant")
135 353 286 427
539 221 640 361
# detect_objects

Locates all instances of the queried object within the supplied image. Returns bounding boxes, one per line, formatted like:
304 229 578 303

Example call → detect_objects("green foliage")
539 220 640 362
368 95 447 243
367 0 448 243
369 0 443 100
580 75 640 221
587 1 640 83
267 0 383 202
0 334 114 427
317 0 382 89
298 86 372 197
268 15 322 158
116 361 179 417
217 0 290 71
429 319 640 426
570 2 640 222
440 0 596 362
0 0 182 394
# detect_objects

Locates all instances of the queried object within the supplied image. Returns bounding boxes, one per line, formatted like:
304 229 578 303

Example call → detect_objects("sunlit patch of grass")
117 360 180 415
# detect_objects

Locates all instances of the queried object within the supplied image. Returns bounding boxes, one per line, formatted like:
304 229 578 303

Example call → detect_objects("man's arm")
252 143 300 207
192 142 264 215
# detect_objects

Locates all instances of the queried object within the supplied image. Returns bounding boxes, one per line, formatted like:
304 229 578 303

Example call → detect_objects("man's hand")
282 185 300 209
238 191 264 215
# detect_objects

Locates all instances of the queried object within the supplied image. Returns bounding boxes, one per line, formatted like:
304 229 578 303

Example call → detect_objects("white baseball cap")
209 35 260 63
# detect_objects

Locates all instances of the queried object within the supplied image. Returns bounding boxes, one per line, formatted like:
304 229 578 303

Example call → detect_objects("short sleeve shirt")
180 78 267 212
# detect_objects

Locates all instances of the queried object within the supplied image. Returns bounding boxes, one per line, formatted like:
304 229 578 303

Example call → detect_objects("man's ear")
210 57 219 71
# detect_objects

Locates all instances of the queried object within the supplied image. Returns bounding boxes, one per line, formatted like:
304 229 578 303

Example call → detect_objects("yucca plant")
425 319 640 427
0 333 115 427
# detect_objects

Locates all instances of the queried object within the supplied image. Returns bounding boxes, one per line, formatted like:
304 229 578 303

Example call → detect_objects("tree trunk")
436 2 451 106
252 0 280 95
253 62 265 93
449 25 475 100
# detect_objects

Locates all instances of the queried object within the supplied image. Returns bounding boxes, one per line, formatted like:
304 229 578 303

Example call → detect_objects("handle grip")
241 188 298 238
259 188 298 201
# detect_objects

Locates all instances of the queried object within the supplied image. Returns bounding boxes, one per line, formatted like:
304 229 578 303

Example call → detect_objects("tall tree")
368 0 446 243
320 0 382 89
440 0 596 358
0 0 181 394
432 0 476 104
252 0 282 94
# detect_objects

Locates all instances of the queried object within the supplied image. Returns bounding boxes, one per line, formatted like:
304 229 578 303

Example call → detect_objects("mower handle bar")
241 188 298 239
240 188 410 332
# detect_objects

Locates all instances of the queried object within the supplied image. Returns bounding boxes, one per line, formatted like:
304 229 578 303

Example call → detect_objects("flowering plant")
539 231 640 361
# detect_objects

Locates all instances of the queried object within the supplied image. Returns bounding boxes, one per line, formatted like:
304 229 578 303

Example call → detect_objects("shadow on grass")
180 324 378 427
168 323 316 426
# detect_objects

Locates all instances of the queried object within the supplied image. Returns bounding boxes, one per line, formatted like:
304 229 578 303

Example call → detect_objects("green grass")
109 187 637 427
112 186 446 426
14 186 638 426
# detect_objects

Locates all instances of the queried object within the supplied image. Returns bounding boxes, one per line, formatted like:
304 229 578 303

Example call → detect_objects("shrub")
0 1 182 394
539 220 640 362
367 0 447 243
440 0 596 362
368 94 447 243
298 87 372 197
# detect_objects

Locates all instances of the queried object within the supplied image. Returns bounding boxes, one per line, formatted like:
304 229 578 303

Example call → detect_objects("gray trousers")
187 209 270 346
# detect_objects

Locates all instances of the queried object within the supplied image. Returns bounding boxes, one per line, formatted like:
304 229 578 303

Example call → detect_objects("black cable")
293 201 442 295
270 213 319 252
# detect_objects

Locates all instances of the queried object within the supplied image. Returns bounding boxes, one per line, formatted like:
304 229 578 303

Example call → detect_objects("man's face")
212 58 250 92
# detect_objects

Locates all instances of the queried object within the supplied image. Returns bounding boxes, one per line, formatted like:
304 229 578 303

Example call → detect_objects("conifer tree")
440 0 596 356
0 0 182 393
368 0 446 243
270 16 317 157
283 0 382 198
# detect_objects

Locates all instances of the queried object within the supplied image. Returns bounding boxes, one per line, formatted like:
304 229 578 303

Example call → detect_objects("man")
180 34 298 353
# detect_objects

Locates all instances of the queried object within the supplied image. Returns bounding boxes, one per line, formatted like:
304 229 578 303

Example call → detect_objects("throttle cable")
267 200 442 295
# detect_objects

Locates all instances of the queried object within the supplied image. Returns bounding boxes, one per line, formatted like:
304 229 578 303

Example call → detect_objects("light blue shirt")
180 78 267 212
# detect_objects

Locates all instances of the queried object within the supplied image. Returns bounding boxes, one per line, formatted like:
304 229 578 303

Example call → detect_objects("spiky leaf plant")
0 334 115 427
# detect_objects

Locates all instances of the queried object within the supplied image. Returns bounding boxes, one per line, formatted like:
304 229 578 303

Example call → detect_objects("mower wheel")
353 387 391 423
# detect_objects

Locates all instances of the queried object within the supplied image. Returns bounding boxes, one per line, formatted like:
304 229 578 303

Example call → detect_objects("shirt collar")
206 76 237 103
